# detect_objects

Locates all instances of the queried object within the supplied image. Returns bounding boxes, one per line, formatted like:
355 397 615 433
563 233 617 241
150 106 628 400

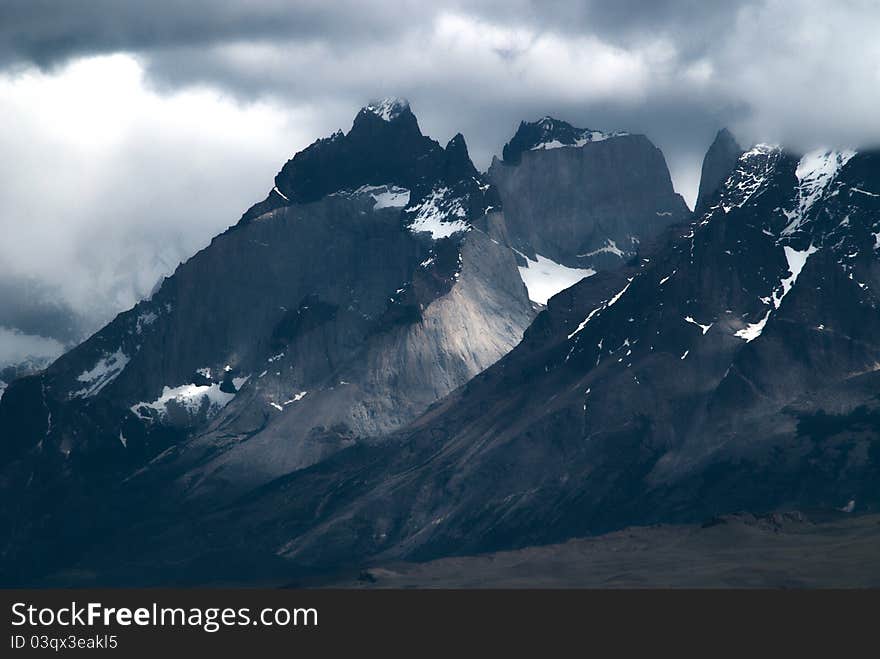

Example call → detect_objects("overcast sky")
1 0 879 366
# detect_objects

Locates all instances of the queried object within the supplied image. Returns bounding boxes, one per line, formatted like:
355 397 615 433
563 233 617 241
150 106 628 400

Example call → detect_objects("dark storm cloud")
0 0 760 170
0 1 751 69
0 0 878 358
4 1 867 165
0 276 84 344
0 0 421 68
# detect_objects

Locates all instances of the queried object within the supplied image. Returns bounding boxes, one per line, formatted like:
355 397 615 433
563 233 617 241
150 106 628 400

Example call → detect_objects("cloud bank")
0 0 878 358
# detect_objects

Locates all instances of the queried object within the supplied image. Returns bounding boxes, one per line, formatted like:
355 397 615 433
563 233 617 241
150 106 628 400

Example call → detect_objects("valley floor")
325 512 880 588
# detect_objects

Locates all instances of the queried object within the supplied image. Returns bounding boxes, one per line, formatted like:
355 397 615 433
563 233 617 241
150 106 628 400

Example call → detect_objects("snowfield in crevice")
577 239 626 259
568 278 633 340
370 186 410 209
718 144 780 214
531 129 628 150
684 316 712 335
131 376 248 422
74 349 130 398
783 149 856 235
517 253 595 305
526 117 629 151
735 244 819 342
333 185 411 210
405 187 470 239
735 310 771 343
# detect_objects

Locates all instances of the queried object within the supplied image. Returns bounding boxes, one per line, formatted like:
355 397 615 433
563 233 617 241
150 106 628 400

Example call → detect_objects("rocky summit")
489 116 690 276
1 104 878 587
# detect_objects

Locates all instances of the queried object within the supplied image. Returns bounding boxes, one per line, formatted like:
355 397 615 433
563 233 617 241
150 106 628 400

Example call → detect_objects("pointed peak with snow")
362 97 411 122
502 116 628 164
255 99 437 208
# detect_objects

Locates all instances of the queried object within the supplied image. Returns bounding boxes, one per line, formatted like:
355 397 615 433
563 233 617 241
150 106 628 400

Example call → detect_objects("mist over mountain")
1 94 879 587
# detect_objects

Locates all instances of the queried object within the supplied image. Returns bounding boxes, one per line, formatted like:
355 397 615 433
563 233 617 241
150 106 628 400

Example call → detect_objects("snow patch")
131 376 248 422
783 149 856 234
659 271 675 285
607 279 633 307
517 253 595 305
568 279 633 340
684 316 712 335
339 184 411 210
283 391 308 405
720 144 780 213
775 245 819 307
577 239 625 259
406 187 470 239
370 186 411 209
531 128 627 151
135 311 157 334
735 310 771 342
734 244 818 343
533 139 566 150
74 349 130 398
364 97 409 122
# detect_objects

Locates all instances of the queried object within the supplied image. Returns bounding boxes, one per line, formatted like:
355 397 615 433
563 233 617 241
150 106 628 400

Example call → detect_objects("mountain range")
1 100 878 586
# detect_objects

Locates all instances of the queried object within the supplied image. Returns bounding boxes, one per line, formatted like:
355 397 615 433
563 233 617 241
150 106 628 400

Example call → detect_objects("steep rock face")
144 223 530 502
489 117 690 276
0 100 534 582
111 142 880 579
694 128 744 214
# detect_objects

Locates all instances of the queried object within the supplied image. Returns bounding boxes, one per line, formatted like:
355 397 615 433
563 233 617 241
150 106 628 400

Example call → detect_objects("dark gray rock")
489 118 690 271
0 101 535 582
163 145 880 577
695 128 744 214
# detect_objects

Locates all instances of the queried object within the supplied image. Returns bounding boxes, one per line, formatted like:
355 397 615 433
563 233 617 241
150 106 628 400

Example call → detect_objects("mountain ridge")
4 103 878 587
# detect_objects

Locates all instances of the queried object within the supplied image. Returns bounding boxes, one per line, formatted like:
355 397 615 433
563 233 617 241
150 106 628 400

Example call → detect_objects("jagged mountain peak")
252 142 880 571
501 116 629 164
362 97 411 122
695 128 744 214
234 101 488 223
714 127 740 147
3 95 880 585
488 118 689 274
442 133 479 181
351 97 421 137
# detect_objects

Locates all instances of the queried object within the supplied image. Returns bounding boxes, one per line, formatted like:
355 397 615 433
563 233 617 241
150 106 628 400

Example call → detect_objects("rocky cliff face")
8 113 872 589
695 128 744 214
0 99 535 582
89 140 880 583
489 117 690 277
